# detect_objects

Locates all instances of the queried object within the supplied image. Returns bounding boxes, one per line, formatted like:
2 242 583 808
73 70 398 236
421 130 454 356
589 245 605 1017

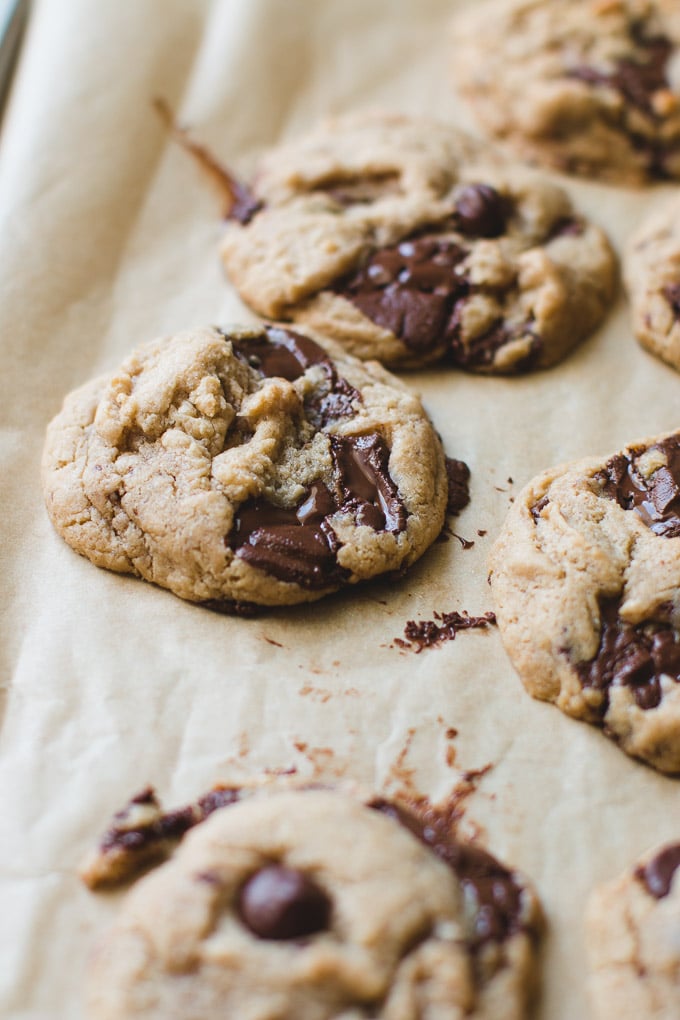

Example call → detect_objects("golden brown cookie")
85 783 542 1020
587 841 680 1018
42 325 447 610
489 430 680 772
219 111 615 372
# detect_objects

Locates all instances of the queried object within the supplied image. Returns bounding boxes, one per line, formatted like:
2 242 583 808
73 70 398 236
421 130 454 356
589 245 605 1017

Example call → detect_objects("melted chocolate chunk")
238 865 331 940
594 437 680 537
230 434 407 588
454 184 506 238
230 484 342 589
445 457 471 515
576 598 680 713
99 786 243 857
335 236 468 356
336 235 539 370
568 26 673 116
331 433 407 533
636 843 680 899
370 799 524 950
231 325 359 428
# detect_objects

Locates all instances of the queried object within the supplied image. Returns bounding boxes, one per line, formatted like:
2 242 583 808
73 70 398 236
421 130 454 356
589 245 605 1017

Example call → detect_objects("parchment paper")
2 2 680 1017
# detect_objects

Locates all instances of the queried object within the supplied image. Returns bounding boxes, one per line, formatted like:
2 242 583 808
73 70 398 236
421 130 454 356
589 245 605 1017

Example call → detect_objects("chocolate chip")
530 496 549 523
576 598 680 713
594 437 680 537
454 184 506 238
636 844 680 899
237 865 331 940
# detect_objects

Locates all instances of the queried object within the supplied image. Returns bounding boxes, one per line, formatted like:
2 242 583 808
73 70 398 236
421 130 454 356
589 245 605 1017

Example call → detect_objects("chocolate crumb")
477 529 487 537
635 843 680 899
394 609 496 652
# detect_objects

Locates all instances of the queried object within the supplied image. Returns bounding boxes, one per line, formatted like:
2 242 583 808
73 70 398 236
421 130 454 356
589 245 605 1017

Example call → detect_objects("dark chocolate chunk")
445 457 471 515
231 325 360 428
335 234 539 370
568 26 673 116
576 598 680 713
231 434 407 588
636 843 680 899
369 799 524 950
331 433 407 533
238 865 331 940
230 483 342 589
594 436 680 537
335 236 468 356
454 184 506 238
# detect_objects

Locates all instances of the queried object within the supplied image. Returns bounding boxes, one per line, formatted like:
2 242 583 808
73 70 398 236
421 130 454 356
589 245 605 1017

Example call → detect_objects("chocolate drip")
636 843 680 899
568 26 673 116
231 434 407 588
576 598 680 713
232 326 359 427
370 799 524 951
594 436 680 537
238 865 331 940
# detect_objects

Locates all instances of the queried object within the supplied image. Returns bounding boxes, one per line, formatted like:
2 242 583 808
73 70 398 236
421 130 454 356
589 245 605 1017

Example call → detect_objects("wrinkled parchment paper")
2 2 680 1016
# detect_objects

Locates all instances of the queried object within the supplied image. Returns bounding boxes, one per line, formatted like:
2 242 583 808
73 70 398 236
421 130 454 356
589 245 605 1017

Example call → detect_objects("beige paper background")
2 1 680 1016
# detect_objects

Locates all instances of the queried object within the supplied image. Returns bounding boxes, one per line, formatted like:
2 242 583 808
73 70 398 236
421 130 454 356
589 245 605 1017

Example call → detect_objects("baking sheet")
2 1 680 1016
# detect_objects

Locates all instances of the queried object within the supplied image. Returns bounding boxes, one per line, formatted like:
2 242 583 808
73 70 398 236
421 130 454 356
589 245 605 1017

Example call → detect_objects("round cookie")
586 841 680 1018
451 0 680 186
42 325 447 610
219 110 616 372
625 194 680 371
85 785 542 1020
488 429 680 773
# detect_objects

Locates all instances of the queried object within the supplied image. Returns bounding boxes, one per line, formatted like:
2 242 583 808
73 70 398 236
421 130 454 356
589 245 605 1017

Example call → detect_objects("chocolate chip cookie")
451 0 680 185
85 784 542 1019
489 430 680 772
625 194 680 370
42 325 447 610
586 840 680 1018
219 111 615 372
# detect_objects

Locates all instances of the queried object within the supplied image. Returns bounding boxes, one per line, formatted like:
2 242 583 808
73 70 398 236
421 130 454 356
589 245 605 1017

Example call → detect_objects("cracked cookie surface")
220 111 615 372
42 325 447 609
451 0 680 185
85 784 542 1020
625 194 680 371
489 430 680 772
586 840 680 1018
